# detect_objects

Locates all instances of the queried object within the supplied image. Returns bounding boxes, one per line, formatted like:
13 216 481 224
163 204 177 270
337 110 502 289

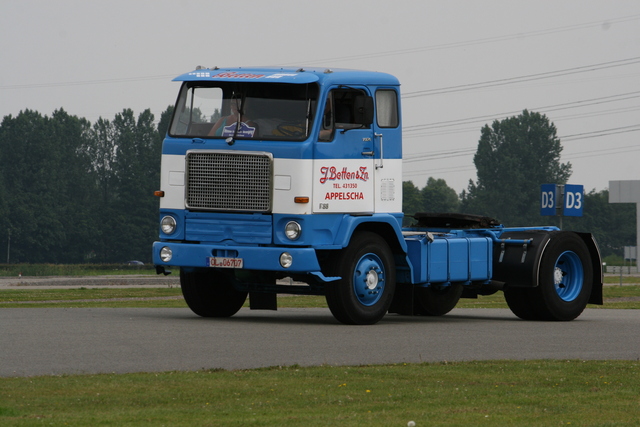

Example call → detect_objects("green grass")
0 287 186 308
0 263 155 277
604 275 640 285
1 360 638 426
1 285 639 309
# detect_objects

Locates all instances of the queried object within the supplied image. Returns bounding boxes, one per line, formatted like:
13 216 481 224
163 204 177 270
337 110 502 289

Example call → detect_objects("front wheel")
180 269 248 317
325 232 396 325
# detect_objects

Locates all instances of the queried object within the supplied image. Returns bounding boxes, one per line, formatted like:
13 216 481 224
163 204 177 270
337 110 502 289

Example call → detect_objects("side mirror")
353 95 374 125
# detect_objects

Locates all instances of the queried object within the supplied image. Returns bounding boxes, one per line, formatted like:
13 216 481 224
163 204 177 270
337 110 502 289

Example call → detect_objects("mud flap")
249 291 277 310
388 282 414 315
575 231 603 305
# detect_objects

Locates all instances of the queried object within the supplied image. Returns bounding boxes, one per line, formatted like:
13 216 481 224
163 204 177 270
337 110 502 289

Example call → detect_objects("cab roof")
173 66 400 86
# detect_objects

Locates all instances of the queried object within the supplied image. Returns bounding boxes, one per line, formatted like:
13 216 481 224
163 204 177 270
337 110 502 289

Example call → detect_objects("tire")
325 232 396 325
504 231 593 321
504 286 540 320
180 268 248 317
414 283 463 316
534 231 593 321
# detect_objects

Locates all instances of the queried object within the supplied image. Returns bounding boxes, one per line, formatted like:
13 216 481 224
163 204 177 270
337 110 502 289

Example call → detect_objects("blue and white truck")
152 66 602 324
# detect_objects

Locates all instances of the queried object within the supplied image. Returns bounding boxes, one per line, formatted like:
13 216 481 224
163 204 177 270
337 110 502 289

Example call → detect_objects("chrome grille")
186 150 272 212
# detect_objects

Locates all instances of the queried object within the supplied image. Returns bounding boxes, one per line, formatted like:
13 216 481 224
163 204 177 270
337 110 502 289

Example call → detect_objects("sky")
1 0 639 194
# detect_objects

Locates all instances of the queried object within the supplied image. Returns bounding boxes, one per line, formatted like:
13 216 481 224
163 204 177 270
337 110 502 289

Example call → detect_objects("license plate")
208 257 243 268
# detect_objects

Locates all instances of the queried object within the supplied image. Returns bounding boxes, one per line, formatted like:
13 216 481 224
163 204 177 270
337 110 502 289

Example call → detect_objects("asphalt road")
1 307 639 377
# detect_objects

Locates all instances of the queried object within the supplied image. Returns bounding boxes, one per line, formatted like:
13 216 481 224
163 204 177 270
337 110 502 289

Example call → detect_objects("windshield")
169 82 319 141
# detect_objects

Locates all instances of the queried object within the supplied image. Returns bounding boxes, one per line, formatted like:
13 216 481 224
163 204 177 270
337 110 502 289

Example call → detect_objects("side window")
334 89 367 129
319 88 371 141
376 89 398 128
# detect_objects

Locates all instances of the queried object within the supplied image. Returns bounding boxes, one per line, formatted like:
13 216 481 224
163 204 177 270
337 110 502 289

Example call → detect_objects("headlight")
160 246 173 262
161 216 177 234
280 252 293 268
284 221 301 240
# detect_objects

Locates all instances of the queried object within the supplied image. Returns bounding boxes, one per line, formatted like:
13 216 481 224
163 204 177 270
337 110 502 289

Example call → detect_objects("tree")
0 173 8 262
563 189 636 258
157 106 174 142
0 109 94 262
0 104 634 265
462 110 571 226
47 109 95 262
109 109 161 262
402 181 423 224
402 178 460 225
0 110 49 262
81 116 119 261
420 177 459 213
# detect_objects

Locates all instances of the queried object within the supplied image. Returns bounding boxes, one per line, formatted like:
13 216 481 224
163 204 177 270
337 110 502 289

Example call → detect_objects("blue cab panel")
185 212 272 244
405 234 492 285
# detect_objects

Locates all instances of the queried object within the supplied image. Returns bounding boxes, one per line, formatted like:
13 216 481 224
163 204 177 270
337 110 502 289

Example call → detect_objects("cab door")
370 87 402 214
313 87 376 214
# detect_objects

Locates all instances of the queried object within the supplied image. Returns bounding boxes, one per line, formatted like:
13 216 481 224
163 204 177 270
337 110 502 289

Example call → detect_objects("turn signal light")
154 191 165 197
294 196 309 204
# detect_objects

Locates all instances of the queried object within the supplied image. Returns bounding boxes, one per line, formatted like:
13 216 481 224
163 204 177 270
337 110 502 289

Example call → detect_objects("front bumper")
152 241 322 273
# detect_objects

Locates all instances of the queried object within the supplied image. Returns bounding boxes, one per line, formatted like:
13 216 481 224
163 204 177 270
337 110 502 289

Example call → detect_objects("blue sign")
563 184 584 217
221 121 256 138
540 184 557 216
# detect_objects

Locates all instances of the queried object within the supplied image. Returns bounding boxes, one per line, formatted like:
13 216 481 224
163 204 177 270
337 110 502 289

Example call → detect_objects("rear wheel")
325 232 396 325
414 283 463 316
535 232 593 321
504 286 540 320
504 231 593 321
180 269 248 317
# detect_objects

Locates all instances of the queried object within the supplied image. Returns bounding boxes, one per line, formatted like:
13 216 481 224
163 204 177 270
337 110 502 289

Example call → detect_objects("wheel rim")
352 253 386 306
553 250 584 302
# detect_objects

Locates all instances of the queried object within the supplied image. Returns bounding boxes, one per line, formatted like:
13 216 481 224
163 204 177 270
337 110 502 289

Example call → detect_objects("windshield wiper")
226 95 246 146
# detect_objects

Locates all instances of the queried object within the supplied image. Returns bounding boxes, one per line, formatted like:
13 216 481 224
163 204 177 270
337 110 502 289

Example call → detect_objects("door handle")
362 150 375 156
375 133 384 169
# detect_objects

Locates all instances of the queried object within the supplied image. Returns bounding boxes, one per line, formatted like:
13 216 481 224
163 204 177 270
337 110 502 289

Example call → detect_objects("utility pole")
6 228 10 264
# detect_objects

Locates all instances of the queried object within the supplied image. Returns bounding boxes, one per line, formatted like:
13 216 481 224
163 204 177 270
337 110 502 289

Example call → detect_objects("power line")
405 126 479 139
402 57 640 98
402 125 640 167
8 13 636 91
0 74 176 91
403 164 475 178
404 105 640 140
564 143 640 160
289 13 640 66
561 124 640 141
551 105 640 122
404 90 640 133
403 148 476 163
402 139 640 182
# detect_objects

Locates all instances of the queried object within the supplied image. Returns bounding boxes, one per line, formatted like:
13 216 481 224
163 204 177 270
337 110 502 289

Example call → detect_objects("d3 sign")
563 184 584 217
540 184 557 216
